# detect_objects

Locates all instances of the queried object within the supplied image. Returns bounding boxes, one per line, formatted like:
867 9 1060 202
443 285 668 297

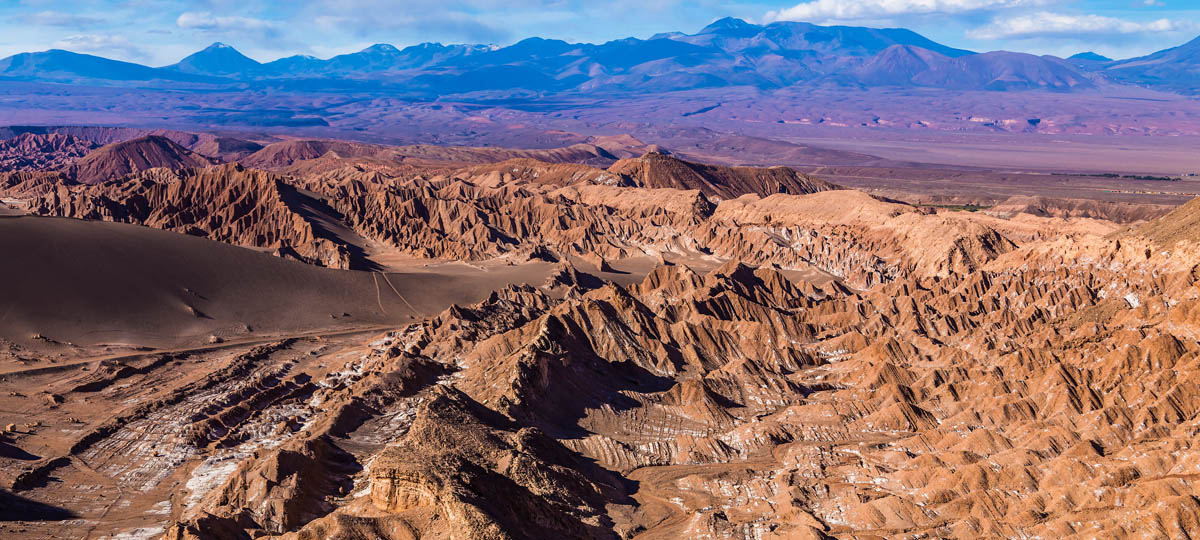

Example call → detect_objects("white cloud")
968 11 1186 39
53 33 147 60
765 0 1045 22
176 11 278 33
25 10 104 27
310 8 512 44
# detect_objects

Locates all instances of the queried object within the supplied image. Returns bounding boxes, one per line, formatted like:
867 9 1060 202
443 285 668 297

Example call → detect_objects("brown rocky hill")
0 132 97 171
67 135 216 184
453 158 635 188
239 139 629 174
583 133 661 158
1133 195 1200 248
0 126 277 164
25 161 1008 287
987 194 1172 223
451 153 843 200
300 169 1007 285
0 170 75 198
34 163 354 268
608 150 841 199
239 139 377 170
185 135 264 161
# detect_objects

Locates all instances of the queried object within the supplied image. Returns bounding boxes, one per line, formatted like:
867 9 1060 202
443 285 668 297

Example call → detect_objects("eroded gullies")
7 230 1191 538
2 142 1200 539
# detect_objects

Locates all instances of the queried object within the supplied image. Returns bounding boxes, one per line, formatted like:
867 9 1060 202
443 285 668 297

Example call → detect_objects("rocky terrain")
30 164 356 268
15 149 849 269
67 136 217 184
0 132 96 171
608 151 840 200
1 130 1200 540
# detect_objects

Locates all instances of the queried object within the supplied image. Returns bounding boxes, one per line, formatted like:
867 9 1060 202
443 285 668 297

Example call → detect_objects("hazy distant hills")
169 42 261 76
0 49 216 84
1104 36 1200 95
843 46 1093 91
659 18 975 58
3 18 1197 96
1069 52 1114 62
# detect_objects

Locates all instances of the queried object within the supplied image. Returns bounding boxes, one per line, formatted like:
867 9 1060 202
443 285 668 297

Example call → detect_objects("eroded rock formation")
0 132 97 171
608 151 841 199
32 163 352 267
4 149 1200 540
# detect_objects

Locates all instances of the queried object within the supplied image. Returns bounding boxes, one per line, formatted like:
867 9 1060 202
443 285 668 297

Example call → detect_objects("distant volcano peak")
1069 51 1112 62
700 17 761 36
167 42 259 76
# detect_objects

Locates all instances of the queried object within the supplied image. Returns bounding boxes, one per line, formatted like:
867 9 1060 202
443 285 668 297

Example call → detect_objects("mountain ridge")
167 42 262 76
2 19 1195 95
1104 35 1200 94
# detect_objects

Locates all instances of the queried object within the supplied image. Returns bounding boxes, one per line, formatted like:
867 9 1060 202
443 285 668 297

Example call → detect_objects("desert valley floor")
1 128 1200 540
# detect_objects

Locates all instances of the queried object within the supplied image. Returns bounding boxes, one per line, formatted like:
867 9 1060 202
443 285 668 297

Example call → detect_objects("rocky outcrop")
0 170 74 197
608 151 841 199
14 152 1011 286
369 386 619 540
293 173 1008 287
240 139 626 173
67 135 215 184
1135 195 1200 248
454 158 633 188
0 132 97 171
987 195 1172 223
32 163 352 268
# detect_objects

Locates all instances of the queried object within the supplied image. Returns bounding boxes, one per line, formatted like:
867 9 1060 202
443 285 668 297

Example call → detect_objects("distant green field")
1054 172 1180 182
921 204 992 212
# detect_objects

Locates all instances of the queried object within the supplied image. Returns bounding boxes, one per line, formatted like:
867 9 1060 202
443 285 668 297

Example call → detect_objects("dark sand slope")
0 216 550 348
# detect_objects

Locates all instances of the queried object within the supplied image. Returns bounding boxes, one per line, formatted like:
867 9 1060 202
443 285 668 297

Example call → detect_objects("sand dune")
0 215 554 349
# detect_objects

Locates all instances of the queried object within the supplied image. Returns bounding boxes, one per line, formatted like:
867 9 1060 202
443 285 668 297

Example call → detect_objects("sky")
0 0 1196 65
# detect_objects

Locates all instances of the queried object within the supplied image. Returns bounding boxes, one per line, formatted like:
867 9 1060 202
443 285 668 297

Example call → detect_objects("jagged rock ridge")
0 132 97 171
